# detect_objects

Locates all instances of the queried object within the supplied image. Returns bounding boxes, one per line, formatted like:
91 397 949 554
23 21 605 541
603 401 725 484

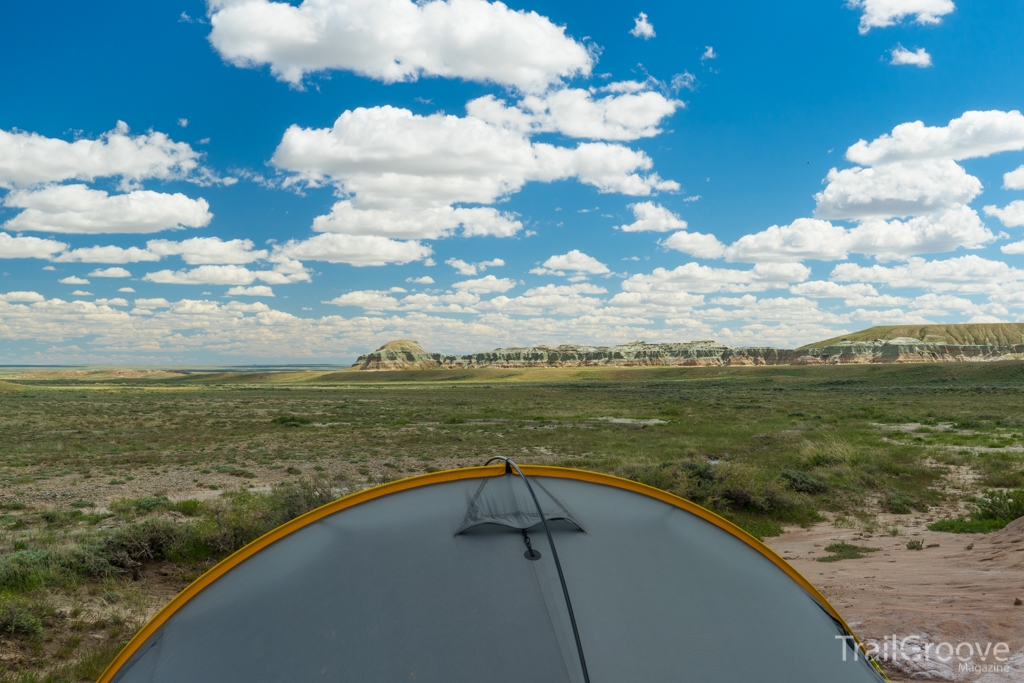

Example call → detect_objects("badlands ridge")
353 324 1024 370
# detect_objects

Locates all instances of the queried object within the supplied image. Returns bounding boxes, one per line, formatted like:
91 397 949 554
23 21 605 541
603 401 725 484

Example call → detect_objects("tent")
100 462 885 682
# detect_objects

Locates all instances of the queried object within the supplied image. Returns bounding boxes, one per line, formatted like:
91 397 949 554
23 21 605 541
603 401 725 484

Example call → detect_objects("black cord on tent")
485 457 591 683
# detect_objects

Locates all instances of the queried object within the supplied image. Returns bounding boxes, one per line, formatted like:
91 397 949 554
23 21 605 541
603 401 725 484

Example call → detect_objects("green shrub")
906 540 923 550
780 470 829 494
69 500 94 508
928 488 1024 533
817 542 880 562
0 598 44 637
271 415 311 426
881 490 927 514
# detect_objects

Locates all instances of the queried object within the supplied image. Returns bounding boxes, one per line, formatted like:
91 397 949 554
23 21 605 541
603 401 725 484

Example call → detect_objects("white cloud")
311 202 521 239
445 257 502 276
814 160 980 220
701 46 717 61
275 233 432 266
1005 165 1024 190
616 201 686 232
272 105 676 241
985 201 1024 228
178 118 189 128
1001 241 1024 255
207 0 593 93
53 245 160 263
846 111 1024 166
789 281 878 298
0 121 206 189
3 184 212 234
890 45 932 67
146 237 269 264
95 298 129 306
0 291 45 302
59 276 90 285
832 255 1024 292
467 87 681 141
661 231 727 259
89 267 132 278
326 290 401 310
406 276 434 284
227 285 275 297
847 0 955 34
725 219 849 263
118 287 136 293
452 275 516 293
142 264 306 286
71 290 93 297
531 250 609 277
629 12 655 39
726 207 992 263
846 205 993 259
622 263 810 298
143 265 261 286
0 232 67 259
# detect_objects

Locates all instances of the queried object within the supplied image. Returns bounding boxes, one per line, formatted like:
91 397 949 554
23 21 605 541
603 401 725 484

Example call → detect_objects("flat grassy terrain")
1 362 1024 680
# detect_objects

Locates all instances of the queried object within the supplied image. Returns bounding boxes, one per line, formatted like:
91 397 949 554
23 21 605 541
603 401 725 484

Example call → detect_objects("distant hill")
803 324 1024 349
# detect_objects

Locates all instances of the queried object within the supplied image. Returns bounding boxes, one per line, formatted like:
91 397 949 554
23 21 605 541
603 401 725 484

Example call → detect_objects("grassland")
2 361 1024 680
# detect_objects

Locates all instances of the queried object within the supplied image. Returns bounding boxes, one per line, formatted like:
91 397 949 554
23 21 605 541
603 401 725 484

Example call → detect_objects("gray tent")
100 463 885 682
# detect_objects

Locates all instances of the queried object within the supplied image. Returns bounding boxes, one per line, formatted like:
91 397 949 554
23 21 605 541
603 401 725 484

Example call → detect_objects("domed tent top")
101 465 885 683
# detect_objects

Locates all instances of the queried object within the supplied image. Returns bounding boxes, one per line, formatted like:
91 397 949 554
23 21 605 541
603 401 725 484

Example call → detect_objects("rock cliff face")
353 336 1024 370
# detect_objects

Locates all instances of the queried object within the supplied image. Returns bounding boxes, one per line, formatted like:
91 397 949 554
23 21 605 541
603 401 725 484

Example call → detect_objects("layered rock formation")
354 335 1024 370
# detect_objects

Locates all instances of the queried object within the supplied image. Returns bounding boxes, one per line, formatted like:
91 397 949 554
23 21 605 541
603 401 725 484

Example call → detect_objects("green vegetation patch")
817 542 881 562
928 488 1024 533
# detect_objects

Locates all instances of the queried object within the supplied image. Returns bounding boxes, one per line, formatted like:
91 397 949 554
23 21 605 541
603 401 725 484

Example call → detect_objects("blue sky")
2 0 1024 364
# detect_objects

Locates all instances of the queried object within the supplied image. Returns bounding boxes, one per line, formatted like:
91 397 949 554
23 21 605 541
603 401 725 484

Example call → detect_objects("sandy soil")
767 516 1024 681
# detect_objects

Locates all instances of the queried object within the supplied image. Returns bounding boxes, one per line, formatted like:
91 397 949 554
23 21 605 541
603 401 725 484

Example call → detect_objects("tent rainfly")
100 462 886 683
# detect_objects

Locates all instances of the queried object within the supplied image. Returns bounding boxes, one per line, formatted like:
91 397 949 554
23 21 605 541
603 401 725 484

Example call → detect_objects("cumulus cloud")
985 201 1024 228
845 111 1024 166
789 281 878 298
466 87 681 141
272 105 676 241
629 12 655 39
531 250 610 277
701 46 717 62
847 0 955 34
207 0 593 92
622 262 810 297
890 45 932 67
726 219 850 263
452 275 516 293
146 237 268 264
832 255 1024 293
814 160 980 220
53 245 160 263
728 208 992 263
3 185 212 234
1005 165 1024 190
660 231 727 259
445 257 503 276
0 121 208 189
406 276 434 284
312 202 521 240
615 201 686 232
275 233 432 266
0 232 67 259
59 276 90 285
0 291 45 302
89 267 132 278
143 265 260 286
227 285 274 297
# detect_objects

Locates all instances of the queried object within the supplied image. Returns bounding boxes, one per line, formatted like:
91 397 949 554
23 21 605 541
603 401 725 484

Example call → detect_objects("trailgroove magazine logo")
838 635 1012 675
